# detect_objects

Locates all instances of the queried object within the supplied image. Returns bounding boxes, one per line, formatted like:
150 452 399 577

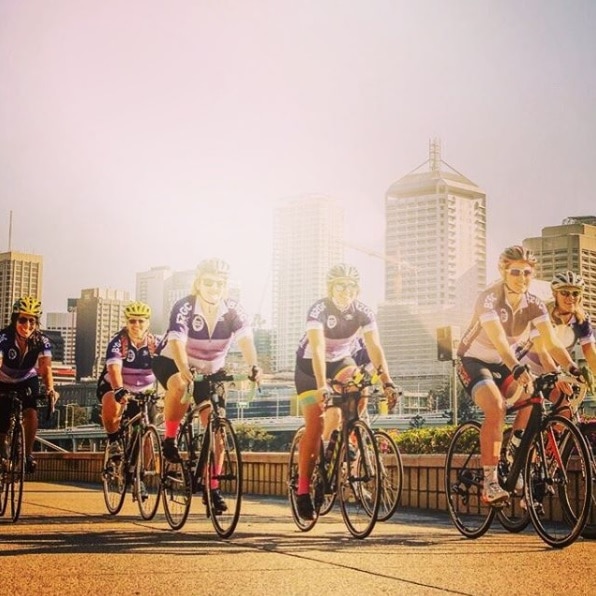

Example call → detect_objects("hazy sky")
1 1 595 322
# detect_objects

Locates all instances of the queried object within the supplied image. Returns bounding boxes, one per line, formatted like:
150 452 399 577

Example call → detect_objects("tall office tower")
524 216 596 318
272 195 344 372
74 288 130 380
46 310 77 366
0 251 43 327
378 140 487 394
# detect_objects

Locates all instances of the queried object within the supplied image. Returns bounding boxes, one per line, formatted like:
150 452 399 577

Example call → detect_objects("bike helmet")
498 245 537 270
327 263 360 285
196 258 230 279
12 296 42 317
551 271 585 291
124 301 151 319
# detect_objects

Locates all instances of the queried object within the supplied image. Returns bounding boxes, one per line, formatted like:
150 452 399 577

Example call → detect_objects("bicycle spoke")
338 421 381 539
206 419 242 538
445 421 495 538
136 426 163 520
374 430 402 522
101 438 127 515
527 416 593 548
162 425 192 530
10 423 25 522
288 426 319 531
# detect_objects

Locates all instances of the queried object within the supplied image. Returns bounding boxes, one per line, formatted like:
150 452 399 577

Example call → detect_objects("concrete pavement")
0 481 594 595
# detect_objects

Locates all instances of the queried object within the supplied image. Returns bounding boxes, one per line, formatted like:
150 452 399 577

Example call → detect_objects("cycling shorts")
457 357 513 398
151 355 211 409
0 377 40 433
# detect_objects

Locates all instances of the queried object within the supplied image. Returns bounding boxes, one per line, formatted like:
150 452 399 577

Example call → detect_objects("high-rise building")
46 310 77 366
524 216 596 320
272 195 344 372
136 266 174 334
0 251 43 327
74 288 130 380
378 141 487 394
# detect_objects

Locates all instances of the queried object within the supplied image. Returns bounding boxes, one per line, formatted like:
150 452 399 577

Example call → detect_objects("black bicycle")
0 388 52 522
101 390 163 520
161 369 255 537
445 371 593 548
288 366 382 539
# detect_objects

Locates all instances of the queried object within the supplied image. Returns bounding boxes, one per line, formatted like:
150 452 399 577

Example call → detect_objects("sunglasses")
17 316 37 326
507 268 533 278
558 289 582 298
201 278 226 288
127 318 148 325
334 282 359 292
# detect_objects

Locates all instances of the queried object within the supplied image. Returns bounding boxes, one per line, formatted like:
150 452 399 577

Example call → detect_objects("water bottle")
325 430 339 462
507 429 523 464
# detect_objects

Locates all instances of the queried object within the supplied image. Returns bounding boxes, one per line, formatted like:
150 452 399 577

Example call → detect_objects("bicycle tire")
374 429 403 522
135 425 163 520
445 420 495 539
287 426 319 531
525 415 592 548
0 462 7 516
9 423 25 522
101 438 127 515
338 420 381 539
575 420 596 539
162 424 192 530
206 418 242 538
496 427 530 533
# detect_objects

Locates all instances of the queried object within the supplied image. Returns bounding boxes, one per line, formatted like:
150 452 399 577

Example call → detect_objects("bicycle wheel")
374 430 403 522
135 425 163 520
101 438 127 515
287 426 319 531
575 420 596 539
338 420 381 539
525 416 592 548
9 423 25 522
445 421 495 538
496 428 530 533
206 418 242 538
162 425 192 530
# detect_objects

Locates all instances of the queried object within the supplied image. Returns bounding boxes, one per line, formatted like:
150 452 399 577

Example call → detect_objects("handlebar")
181 369 259 405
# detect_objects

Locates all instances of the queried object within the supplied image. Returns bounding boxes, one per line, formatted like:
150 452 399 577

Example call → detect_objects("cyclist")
294 263 398 520
456 246 582 505
152 258 261 511
520 271 596 413
0 297 59 473
96 301 158 457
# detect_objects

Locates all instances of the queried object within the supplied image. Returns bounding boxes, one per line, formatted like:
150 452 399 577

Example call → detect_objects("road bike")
445 371 592 548
0 388 51 522
288 365 382 539
161 369 255 537
101 390 163 520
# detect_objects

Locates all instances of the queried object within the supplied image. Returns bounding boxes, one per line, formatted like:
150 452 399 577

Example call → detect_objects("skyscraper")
272 195 344 372
0 251 43 326
378 141 487 393
74 288 130 379
524 216 596 317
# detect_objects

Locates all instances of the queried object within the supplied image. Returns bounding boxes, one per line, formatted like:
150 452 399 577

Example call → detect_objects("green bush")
381 426 458 454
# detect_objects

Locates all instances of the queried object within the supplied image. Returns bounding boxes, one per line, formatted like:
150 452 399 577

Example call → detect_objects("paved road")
0 481 594 595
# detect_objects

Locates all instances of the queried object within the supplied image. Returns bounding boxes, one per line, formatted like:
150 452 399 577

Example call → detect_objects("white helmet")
551 271 585 291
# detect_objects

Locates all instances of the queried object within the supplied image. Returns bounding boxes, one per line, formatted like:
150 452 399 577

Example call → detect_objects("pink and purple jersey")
296 298 377 362
457 281 549 364
0 328 52 384
156 295 252 374
99 331 158 392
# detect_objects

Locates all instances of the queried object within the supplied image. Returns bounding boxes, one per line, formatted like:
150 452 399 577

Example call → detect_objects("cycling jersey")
0 327 52 384
520 304 595 372
296 298 377 362
98 330 158 392
156 294 252 374
457 281 549 364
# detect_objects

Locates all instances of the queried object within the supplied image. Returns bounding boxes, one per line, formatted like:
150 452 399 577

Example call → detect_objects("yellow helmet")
124 301 151 319
12 296 42 317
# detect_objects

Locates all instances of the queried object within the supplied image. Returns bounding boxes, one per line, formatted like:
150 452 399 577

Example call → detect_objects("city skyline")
1 2 595 321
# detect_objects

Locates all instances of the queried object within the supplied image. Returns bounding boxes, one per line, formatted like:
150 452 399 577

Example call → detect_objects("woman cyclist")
293 263 398 520
96 301 158 457
520 270 596 413
0 297 58 473
456 246 582 505
152 258 261 512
